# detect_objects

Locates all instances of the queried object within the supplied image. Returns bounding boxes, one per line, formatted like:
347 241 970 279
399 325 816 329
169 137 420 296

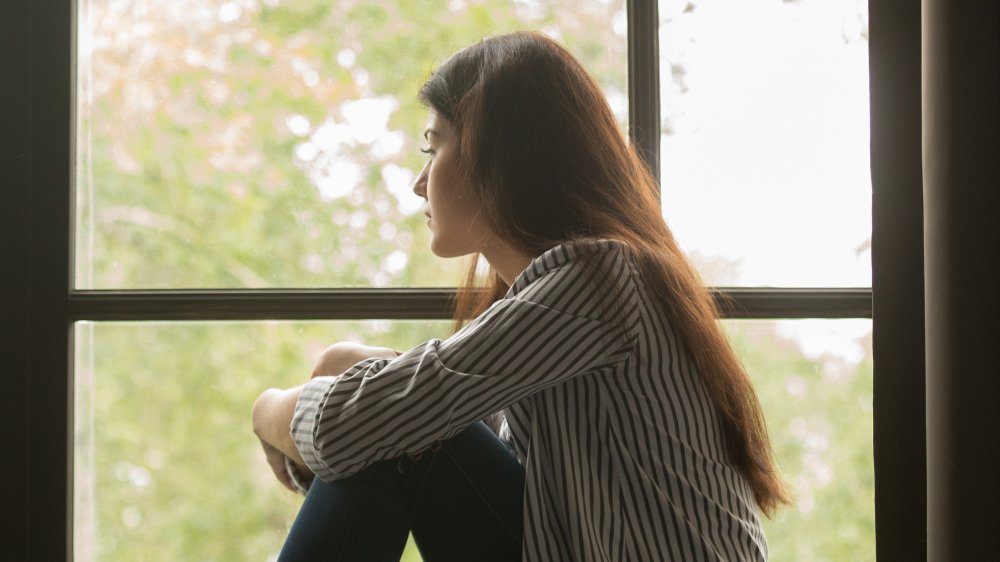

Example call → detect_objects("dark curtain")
923 0 1000 560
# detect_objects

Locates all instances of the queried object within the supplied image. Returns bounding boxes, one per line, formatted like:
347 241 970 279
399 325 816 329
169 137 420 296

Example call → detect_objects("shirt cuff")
283 455 314 495
290 375 341 481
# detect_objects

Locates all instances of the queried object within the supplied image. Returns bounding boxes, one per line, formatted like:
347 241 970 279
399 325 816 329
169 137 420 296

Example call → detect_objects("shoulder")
507 239 634 292
506 239 639 324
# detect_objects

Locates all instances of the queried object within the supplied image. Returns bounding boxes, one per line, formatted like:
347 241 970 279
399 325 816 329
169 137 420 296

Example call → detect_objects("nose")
412 160 429 199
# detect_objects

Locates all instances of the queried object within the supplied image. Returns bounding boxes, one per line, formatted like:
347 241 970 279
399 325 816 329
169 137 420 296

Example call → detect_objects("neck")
482 241 533 286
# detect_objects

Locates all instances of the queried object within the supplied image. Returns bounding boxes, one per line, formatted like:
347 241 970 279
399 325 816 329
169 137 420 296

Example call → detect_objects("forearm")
252 385 307 465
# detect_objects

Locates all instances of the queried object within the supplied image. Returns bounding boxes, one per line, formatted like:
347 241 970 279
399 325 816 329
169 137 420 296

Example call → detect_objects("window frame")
8 0 923 559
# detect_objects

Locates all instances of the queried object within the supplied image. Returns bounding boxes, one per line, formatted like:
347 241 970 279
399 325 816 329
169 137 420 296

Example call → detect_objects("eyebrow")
423 129 439 140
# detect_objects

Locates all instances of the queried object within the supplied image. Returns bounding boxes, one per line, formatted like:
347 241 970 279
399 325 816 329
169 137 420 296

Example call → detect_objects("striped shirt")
292 239 767 561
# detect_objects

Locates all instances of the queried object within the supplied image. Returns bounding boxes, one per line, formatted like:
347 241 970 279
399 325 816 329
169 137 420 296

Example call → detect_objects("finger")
266 455 295 491
261 442 296 491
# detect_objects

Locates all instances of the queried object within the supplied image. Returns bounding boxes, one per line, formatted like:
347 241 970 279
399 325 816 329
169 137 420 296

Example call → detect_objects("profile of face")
411 112 493 258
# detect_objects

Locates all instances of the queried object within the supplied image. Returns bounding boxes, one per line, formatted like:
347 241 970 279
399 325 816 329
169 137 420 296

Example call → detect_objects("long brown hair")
418 31 790 515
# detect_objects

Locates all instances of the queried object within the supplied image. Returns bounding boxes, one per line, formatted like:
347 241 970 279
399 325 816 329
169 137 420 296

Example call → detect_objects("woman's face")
412 112 493 258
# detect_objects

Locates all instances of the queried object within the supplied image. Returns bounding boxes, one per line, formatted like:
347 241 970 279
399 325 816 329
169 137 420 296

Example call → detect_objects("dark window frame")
7 0 925 560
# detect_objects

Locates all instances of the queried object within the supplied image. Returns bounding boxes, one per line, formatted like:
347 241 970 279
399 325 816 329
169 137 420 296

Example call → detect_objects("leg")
406 422 525 562
277 459 411 562
277 421 524 562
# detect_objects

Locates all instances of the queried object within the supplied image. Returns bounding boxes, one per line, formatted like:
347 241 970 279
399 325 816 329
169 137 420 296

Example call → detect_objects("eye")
419 146 434 156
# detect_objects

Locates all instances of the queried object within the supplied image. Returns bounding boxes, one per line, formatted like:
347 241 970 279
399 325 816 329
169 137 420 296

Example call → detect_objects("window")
74 320 454 560
10 0 907 559
659 0 871 288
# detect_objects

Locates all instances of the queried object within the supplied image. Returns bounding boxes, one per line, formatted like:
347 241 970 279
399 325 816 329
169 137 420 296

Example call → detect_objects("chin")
430 239 473 259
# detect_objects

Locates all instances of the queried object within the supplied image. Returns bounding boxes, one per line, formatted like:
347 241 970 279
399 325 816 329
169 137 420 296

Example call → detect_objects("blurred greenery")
74 321 447 561
75 0 627 289
730 321 875 562
73 0 874 560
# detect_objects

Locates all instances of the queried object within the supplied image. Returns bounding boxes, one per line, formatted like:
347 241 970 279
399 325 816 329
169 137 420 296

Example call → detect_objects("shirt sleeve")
291 292 636 482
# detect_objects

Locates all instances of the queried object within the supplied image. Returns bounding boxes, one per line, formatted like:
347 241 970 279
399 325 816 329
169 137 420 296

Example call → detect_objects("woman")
252 31 789 561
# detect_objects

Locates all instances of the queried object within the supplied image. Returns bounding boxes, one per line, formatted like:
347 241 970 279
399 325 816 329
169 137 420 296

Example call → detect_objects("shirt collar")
505 239 625 298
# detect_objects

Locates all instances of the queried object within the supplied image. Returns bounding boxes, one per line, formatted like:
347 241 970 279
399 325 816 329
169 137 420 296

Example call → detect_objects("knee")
310 341 398 378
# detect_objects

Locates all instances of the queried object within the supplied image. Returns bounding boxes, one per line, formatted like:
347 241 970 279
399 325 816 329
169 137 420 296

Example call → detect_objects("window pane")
726 319 874 559
74 0 627 289
74 318 872 560
73 320 450 561
659 0 871 287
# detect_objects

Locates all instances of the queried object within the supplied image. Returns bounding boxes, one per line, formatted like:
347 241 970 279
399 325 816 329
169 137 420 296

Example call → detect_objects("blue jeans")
277 422 525 562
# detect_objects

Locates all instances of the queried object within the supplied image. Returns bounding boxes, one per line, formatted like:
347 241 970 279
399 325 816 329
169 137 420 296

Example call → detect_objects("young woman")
252 31 789 561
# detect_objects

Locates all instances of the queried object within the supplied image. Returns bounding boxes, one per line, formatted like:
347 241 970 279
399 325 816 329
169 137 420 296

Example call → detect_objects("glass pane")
659 0 871 287
726 319 874 559
74 318 872 560
75 0 627 289
74 320 450 561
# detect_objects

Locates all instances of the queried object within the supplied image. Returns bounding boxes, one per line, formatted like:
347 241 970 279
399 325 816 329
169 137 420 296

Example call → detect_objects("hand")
258 437 297 492
310 341 400 378
254 388 313 492
252 387 307 466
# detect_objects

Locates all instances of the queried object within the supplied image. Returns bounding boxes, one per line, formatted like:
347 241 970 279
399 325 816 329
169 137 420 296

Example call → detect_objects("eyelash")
419 147 434 156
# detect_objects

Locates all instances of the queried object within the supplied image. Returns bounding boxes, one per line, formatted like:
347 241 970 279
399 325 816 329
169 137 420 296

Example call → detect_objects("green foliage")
76 0 626 290
75 321 452 561
728 321 875 561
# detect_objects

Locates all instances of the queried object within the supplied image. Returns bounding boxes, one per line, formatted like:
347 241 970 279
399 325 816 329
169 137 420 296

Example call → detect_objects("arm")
294 296 637 482
252 343 399 490
251 341 401 459
252 385 307 464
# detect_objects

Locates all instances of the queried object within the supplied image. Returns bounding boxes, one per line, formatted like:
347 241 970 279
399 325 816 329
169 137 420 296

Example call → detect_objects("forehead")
424 111 455 138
